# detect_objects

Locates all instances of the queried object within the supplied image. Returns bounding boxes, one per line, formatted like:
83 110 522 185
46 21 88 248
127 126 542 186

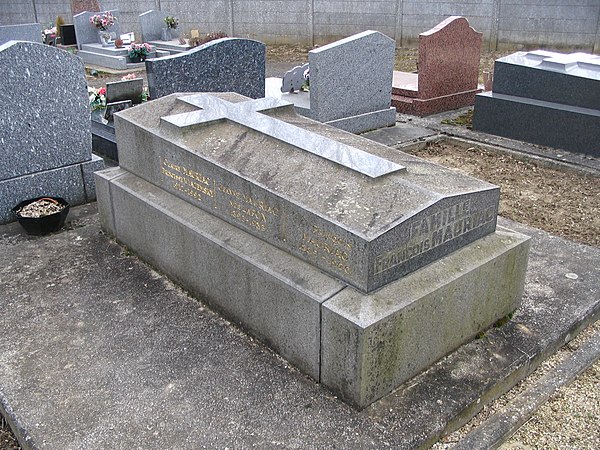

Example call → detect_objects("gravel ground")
433 321 600 449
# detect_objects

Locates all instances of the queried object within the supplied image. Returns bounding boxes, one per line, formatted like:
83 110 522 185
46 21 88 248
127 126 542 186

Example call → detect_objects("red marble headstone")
71 0 99 15
418 16 482 98
392 16 483 116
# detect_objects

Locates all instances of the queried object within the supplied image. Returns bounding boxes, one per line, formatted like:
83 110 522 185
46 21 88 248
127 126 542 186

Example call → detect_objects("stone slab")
115 92 499 292
80 42 130 57
0 156 103 224
0 23 42 45
106 78 144 104
324 107 397 133
362 123 437 147
392 89 480 116
0 41 92 180
492 50 600 110
146 40 189 53
139 10 181 42
146 38 265 100
473 91 600 157
77 49 146 70
73 10 120 50
309 30 395 124
95 167 345 379
321 226 530 408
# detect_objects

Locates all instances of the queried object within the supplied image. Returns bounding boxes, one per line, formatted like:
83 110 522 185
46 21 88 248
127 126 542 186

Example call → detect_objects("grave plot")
392 16 483 116
95 92 529 408
0 41 104 224
473 50 600 157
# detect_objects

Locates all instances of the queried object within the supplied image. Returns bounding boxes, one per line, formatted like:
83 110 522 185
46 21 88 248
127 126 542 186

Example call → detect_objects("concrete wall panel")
2 0 599 51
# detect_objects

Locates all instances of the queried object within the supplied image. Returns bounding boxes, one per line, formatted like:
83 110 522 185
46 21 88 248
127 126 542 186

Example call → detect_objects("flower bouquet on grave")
90 11 117 46
127 42 152 63
88 86 107 111
164 16 179 29
162 16 179 40
89 12 117 31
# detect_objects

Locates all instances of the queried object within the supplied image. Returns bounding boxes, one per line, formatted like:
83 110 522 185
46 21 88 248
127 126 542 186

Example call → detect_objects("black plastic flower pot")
12 197 70 235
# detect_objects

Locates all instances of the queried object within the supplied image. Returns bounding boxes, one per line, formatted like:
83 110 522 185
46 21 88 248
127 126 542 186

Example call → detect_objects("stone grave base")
95 167 530 409
265 77 396 134
392 89 480 116
0 155 103 224
147 40 190 54
78 43 169 70
473 92 600 157
391 72 480 116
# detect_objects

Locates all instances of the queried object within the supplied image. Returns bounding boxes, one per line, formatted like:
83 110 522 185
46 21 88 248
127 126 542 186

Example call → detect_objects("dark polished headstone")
473 50 600 156
146 38 265 100
492 50 600 110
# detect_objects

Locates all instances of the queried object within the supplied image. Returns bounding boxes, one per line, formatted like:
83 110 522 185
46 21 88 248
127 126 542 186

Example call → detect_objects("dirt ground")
403 142 600 248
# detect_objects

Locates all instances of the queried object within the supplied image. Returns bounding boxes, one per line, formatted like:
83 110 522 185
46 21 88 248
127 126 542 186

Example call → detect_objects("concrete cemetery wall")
1 0 599 52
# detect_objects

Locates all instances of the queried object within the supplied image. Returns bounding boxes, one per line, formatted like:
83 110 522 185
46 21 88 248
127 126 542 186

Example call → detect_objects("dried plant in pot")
12 197 70 235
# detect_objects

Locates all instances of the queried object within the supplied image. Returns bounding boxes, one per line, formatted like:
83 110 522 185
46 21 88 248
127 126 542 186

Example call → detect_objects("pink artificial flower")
98 87 106 95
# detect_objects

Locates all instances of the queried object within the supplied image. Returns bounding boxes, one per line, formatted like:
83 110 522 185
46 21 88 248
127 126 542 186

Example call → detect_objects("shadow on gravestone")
0 41 104 224
146 38 265 100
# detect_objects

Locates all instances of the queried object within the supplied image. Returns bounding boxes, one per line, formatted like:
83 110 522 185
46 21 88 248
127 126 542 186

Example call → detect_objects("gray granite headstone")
0 24 42 45
473 50 600 157
139 10 180 42
0 41 104 224
113 92 499 292
281 63 309 93
266 30 396 133
309 30 395 124
146 38 265 100
106 78 144 104
73 9 120 50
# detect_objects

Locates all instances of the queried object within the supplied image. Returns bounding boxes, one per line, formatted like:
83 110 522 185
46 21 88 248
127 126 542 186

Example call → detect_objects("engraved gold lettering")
373 201 497 275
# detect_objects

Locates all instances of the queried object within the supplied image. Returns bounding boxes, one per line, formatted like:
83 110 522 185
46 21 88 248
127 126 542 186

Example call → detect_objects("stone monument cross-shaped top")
161 94 405 178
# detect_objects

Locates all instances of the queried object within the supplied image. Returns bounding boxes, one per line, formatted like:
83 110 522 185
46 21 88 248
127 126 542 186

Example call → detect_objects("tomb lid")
497 50 600 80
115 92 499 292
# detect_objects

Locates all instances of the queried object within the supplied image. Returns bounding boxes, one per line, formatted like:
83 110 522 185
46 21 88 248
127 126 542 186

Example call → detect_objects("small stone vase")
98 30 111 47
161 28 172 41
